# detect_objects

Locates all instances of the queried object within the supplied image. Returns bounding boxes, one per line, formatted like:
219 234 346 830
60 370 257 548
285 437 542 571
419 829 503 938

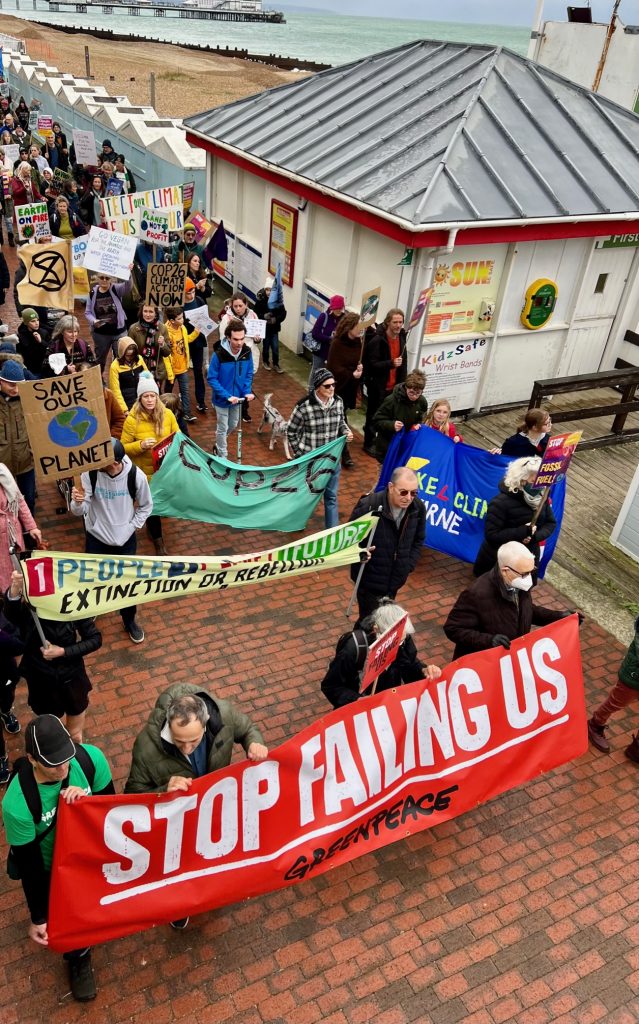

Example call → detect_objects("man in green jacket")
124 683 268 929
588 619 639 762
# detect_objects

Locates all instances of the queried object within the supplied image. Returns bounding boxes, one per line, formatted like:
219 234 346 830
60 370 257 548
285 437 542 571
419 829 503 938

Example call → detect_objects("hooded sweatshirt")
70 454 153 546
109 338 148 412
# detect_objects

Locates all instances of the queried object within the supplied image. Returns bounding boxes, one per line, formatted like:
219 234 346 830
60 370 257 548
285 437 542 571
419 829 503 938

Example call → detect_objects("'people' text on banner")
151 434 346 532
19 366 113 482
21 516 375 620
47 616 585 951
378 428 566 575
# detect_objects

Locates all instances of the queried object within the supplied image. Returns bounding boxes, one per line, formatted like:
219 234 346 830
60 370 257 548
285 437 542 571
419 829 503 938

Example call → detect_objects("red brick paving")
0 246 637 1023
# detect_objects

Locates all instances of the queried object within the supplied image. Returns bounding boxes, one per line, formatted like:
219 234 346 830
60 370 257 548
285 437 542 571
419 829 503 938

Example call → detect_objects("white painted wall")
533 21 639 111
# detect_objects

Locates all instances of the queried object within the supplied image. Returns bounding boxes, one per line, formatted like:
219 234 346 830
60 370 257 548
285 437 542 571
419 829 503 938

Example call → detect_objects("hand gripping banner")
48 617 586 951
20 516 374 621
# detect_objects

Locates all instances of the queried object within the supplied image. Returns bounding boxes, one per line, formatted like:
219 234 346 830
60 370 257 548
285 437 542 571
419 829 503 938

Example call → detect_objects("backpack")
303 311 327 354
6 745 95 880
335 628 369 671
88 464 138 502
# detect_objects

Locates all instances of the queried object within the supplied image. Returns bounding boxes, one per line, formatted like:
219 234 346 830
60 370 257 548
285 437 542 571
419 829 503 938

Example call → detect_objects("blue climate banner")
378 428 566 575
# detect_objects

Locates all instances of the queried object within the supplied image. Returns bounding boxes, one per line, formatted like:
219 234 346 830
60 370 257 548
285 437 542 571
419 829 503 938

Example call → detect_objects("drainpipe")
528 0 545 61
408 228 458 372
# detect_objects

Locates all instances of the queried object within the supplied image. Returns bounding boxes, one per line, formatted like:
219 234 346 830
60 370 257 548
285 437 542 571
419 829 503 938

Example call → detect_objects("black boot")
242 398 251 423
624 733 639 764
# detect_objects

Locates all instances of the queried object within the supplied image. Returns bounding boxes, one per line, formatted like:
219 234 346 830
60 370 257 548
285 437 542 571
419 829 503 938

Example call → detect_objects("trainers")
0 755 10 785
126 620 145 644
242 412 252 423
262 362 272 371
196 405 206 413
170 917 189 930
68 951 97 1002
186 415 197 424
0 708 20 734
274 365 284 374
587 717 610 753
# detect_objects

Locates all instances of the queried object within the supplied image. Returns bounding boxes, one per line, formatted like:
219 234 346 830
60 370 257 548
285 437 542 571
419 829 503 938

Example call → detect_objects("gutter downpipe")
408 227 458 373
185 128 639 238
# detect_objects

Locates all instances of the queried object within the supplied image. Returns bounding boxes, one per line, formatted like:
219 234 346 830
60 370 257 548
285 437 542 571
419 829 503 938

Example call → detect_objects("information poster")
419 337 488 412
303 285 329 345
425 245 506 336
236 237 262 301
268 199 298 288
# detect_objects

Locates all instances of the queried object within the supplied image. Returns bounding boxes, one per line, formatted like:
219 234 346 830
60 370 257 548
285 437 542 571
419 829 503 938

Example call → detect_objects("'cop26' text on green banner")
21 517 374 620
150 434 346 532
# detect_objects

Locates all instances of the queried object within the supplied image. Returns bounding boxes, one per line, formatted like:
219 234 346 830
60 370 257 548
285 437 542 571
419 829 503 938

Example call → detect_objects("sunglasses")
320 383 335 389
395 488 418 497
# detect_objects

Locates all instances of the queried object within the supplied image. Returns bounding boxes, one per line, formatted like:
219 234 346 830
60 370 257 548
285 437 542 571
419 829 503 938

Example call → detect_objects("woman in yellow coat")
121 373 179 555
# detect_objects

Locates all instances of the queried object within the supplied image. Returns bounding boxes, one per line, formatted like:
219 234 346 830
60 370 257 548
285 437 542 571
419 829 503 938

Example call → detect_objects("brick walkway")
0 254 637 1024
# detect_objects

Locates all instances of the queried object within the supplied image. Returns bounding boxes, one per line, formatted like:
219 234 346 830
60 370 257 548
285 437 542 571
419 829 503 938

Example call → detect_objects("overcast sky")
286 1 628 25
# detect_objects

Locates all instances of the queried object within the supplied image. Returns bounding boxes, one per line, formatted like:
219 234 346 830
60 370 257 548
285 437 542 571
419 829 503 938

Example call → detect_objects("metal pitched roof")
184 39 639 228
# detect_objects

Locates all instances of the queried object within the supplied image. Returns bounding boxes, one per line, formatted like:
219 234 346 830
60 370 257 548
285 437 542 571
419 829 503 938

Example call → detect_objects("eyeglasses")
395 488 418 497
504 566 531 578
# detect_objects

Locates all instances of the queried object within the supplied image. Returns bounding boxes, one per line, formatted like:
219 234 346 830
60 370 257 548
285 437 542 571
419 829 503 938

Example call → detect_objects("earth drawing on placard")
47 408 98 447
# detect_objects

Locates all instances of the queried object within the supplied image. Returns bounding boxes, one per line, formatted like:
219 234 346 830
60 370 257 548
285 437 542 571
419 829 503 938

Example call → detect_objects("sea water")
1 5 530 65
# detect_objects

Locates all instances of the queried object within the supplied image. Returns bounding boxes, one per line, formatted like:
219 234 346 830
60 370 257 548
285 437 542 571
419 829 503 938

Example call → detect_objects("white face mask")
511 574 533 592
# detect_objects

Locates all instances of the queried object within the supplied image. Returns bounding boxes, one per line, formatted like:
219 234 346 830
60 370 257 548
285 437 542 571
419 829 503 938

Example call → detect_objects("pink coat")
0 488 36 592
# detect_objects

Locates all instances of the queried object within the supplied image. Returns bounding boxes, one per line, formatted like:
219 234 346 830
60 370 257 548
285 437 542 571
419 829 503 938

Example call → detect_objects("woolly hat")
0 342 16 354
137 372 159 398
185 277 196 290
329 295 345 312
102 139 113 147
264 275 274 289
311 367 335 392
21 308 38 324
0 360 26 383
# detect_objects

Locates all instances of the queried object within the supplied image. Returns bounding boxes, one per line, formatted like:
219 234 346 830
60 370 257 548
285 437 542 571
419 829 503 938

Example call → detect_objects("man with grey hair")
124 683 268 929
444 540 576 660
348 466 426 623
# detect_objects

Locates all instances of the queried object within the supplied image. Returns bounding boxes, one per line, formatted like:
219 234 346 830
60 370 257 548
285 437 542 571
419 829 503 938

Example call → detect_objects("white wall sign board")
236 238 262 301
419 337 488 411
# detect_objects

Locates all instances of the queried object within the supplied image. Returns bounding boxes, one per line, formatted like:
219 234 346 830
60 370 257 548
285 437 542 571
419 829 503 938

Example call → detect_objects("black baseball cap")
25 715 76 766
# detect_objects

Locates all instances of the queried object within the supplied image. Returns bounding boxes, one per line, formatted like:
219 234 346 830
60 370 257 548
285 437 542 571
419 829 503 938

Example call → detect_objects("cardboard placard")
17 239 74 311
408 287 433 331
182 181 195 214
2 142 19 166
71 128 98 166
145 262 187 309
83 226 136 280
359 615 407 694
533 431 583 488
19 366 113 481
100 184 184 238
151 431 176 472
359 286 381 331
15 201 50 242
139 207 170 246
105 177 124 198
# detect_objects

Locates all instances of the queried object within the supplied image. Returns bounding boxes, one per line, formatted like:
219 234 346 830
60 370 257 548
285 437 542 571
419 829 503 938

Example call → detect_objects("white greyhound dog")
257 393 292 460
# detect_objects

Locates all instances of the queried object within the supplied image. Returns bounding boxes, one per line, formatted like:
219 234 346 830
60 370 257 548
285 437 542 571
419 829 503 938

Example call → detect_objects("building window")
594 273 608 294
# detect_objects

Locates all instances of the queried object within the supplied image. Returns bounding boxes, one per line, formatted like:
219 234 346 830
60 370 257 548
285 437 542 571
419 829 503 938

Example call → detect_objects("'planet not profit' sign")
19 366 114 481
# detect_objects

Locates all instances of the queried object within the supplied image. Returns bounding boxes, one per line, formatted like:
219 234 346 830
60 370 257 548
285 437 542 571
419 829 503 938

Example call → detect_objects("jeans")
92 328 128 372
16 469 36 515
191 343 206 408
174 371 192 417
85 531 137 627
308 353 326 387
214 403 241 459
323 463 341 529
263 333 280 367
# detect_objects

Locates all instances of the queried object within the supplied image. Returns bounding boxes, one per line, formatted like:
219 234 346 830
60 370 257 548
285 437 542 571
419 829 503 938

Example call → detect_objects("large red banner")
48 617 586 951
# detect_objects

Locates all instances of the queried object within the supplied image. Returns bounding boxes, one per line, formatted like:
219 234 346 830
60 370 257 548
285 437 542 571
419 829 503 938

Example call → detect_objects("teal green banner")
150 434 347 531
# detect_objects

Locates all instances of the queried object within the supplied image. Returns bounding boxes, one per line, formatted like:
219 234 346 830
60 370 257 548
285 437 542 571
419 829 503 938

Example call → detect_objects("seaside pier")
6 0 285 21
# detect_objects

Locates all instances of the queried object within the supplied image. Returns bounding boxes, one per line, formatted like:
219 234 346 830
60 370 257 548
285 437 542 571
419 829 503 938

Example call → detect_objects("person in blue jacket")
207 319 254 458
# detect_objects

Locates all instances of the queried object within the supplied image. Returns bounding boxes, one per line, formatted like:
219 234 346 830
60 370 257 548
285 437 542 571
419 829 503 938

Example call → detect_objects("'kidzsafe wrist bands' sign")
47 616 586 952
20 516 375 621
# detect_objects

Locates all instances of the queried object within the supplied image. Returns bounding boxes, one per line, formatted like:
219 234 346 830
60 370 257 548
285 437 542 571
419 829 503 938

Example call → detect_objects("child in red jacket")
423 398 463 443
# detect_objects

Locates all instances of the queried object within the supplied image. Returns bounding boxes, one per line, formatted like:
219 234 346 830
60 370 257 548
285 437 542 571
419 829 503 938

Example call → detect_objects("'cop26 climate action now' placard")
19 366 113 481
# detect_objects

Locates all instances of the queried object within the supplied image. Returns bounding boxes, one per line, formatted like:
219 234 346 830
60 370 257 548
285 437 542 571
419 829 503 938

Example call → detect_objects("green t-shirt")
1 744 112 870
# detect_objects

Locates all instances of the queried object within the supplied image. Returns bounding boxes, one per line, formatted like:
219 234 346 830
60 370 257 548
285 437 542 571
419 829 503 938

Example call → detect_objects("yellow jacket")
108 354 149 414
166 321 198 377
121 406 180 480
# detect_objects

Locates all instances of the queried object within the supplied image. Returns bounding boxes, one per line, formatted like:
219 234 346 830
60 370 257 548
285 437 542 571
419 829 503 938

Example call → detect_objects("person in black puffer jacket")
4 570 102 743
348 466 426 623
321 599 441 709
473 456 556 580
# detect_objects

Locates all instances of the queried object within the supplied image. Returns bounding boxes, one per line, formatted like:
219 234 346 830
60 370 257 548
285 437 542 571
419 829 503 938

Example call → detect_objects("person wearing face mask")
473 456 557 581
444 541 575 660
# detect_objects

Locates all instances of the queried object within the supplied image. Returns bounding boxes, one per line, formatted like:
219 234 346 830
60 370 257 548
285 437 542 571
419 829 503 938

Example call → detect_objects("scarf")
0 463 21 518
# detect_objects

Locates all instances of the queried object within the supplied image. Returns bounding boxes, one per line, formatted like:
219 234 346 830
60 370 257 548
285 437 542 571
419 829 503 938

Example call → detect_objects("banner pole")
346 518 378 619
9 546 49 648
236 408 243 464
530 485 551 529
